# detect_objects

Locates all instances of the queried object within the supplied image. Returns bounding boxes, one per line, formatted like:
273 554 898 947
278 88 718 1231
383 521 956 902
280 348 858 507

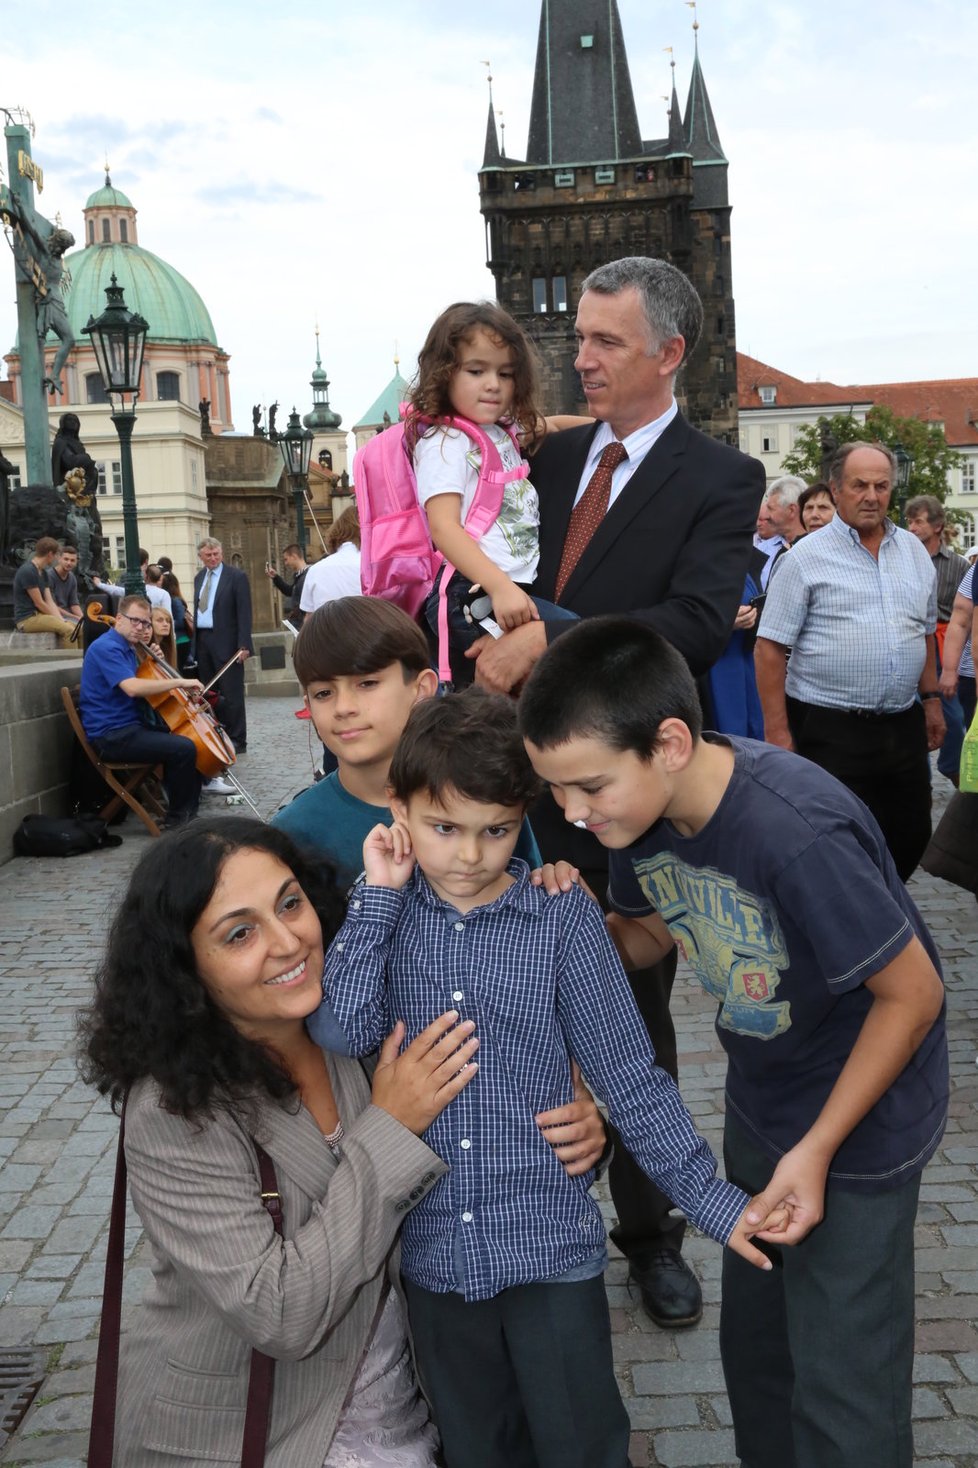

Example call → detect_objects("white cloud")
3 0 976 456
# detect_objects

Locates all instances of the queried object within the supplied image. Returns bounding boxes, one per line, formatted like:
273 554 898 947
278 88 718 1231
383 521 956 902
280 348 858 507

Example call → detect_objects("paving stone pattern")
0 700 976 1466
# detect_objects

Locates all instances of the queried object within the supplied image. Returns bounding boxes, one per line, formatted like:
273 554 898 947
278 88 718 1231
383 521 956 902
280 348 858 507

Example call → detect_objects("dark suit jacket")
193 562 254 661
529 413 765 867
532 413 766 677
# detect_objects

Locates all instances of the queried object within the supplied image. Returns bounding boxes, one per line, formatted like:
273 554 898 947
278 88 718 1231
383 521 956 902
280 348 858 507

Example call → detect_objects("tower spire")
481 60 502 167
683 20 725 164
526 0 641 165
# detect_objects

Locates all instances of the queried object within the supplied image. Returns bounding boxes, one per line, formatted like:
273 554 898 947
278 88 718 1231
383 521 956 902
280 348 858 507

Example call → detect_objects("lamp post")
82 274 148 594
893 442 914 520
278 407 314 554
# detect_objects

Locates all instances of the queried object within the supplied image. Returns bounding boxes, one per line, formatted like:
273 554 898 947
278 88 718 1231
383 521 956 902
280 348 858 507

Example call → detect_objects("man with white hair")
763 475 807 581
192 537 253 752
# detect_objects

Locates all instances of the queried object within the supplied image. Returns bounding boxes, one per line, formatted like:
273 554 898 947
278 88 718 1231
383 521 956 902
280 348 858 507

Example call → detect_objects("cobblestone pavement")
1 697 976 1466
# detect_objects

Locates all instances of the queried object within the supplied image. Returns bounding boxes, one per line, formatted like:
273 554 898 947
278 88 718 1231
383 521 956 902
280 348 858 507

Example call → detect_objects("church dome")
61 171 220 346
84 180 134 210
63 243 219 346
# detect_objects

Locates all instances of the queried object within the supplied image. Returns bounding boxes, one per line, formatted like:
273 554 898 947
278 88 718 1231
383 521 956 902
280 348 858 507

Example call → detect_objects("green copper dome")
61 242 219 346
84 181 134 210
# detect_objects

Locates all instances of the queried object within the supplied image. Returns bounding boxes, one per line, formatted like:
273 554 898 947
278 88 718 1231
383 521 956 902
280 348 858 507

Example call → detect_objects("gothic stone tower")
478 3 737 441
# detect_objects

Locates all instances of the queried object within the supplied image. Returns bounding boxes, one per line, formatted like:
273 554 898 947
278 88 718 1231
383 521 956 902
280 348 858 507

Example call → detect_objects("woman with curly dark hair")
80 815 478 1466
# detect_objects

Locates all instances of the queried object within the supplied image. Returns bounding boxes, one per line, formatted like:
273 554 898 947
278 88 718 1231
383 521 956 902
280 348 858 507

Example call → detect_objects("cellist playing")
80 594 205 828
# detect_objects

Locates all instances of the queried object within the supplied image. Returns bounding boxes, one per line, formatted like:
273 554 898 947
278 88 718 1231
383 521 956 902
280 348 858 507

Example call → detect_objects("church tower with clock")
478 1 738 441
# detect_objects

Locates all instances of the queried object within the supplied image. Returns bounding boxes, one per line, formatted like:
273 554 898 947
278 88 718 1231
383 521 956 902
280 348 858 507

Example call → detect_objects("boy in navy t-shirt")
520 616 948 1468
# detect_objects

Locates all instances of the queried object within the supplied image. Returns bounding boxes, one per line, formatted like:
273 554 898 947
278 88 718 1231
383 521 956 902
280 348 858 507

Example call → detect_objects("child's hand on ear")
363 821 416 889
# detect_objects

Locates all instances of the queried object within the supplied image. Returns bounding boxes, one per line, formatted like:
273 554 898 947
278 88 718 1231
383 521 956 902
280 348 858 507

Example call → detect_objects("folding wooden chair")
60 686 166 838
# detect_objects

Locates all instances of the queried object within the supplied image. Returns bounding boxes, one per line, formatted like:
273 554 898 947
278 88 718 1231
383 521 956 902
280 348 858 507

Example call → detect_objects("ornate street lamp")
83 275 149 594
278 407 314 554
893 442 915 519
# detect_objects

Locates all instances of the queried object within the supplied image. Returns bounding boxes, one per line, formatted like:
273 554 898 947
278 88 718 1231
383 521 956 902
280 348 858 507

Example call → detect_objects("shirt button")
461 1211 473 1223
351 900 361 910
453 921 464 932
335 941 344 952
460 1138 471 1150
452 990 464 1002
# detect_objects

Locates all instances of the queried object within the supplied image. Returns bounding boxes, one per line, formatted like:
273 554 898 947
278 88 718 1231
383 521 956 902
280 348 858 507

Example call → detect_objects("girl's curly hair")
404 301 544 452
78 816 345 1120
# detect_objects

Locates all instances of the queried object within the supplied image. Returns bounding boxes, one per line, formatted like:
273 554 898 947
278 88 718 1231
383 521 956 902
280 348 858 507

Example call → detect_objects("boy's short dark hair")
292 596 431 687
519 617 702 758
389 686 540 809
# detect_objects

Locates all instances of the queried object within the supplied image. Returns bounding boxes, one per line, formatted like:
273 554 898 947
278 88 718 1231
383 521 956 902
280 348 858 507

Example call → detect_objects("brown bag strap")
86 1099 129 1467
87 1102 284 1468
241 1140 282 1468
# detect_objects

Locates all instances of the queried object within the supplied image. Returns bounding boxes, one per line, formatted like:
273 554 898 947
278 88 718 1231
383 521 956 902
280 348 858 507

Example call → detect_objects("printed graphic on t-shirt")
633 855 792 1039
464 443 539 565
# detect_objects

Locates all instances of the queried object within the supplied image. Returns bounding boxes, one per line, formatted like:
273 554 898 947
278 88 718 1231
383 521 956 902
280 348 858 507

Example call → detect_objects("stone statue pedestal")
0 565 15 631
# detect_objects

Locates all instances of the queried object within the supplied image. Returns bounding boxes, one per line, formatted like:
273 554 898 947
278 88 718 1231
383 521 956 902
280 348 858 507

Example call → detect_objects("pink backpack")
353 409 529 682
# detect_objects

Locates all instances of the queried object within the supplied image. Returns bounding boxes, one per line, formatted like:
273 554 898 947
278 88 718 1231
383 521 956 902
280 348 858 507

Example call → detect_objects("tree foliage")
781 406 962 513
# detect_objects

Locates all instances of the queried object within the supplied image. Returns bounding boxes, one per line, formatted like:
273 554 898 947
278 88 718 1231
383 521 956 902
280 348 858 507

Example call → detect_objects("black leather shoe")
628 1247 702 1327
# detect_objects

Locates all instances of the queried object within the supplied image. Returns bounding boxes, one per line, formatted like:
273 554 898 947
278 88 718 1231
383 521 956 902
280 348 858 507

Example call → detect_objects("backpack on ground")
353 409 529 682
13 813 123 858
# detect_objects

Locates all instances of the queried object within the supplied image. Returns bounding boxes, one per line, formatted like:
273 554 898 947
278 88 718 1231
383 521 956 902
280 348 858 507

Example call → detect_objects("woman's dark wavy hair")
404 300 544 452
79 816 345 1120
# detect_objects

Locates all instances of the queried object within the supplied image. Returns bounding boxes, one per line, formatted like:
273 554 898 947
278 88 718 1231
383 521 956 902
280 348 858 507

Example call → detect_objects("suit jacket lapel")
559 413 691 604
247 1053 371 1204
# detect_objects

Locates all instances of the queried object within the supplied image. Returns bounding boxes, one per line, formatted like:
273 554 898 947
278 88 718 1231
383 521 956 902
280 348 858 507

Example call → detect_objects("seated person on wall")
13 537 79 650
79 594 206 828
49 544 84 626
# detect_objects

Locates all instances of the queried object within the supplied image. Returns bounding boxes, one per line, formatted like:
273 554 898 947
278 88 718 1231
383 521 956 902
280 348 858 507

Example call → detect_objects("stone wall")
0 660 79 862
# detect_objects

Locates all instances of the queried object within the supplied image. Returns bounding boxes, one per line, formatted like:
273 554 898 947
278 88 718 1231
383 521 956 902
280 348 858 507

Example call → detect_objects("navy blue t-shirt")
608 735 948 1191
80 628 140 739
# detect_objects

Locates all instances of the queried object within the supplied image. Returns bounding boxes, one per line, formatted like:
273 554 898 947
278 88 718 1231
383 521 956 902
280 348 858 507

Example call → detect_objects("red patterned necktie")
554 440 628 602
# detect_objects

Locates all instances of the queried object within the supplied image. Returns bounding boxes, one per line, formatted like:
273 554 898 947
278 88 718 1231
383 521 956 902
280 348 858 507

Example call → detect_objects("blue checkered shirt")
759 515 937 712
316 861 749 1301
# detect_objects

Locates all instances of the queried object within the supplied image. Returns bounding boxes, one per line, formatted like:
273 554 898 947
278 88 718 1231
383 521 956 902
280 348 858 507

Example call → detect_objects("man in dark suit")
192 537 253 751
472 257 765 1328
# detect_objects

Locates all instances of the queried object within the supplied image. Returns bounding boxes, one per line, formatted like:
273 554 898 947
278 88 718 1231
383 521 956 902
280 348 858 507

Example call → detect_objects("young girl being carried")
406 302 583 675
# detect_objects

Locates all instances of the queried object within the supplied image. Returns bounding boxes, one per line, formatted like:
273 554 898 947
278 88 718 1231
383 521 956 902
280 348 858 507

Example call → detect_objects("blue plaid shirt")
759 514 937 712
316 860 749 1301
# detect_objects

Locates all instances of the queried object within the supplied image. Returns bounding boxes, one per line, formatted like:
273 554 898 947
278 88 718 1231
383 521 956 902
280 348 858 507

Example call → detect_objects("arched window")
101 218 111 242
86 373 109 404
120 219 128 243
157 371 181 401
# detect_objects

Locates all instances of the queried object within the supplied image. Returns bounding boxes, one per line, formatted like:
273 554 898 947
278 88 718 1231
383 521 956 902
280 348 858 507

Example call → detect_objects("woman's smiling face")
191 847 325 1044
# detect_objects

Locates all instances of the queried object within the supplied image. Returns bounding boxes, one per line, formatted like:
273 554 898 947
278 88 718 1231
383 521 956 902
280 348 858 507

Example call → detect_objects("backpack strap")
403 410 531 689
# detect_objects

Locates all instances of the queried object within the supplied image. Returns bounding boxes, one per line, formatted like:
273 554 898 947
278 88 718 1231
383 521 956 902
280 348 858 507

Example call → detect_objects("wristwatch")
920 691 941 701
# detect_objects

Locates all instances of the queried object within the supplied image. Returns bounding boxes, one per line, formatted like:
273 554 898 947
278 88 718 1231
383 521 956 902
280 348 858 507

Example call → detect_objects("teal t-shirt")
272 771 541 889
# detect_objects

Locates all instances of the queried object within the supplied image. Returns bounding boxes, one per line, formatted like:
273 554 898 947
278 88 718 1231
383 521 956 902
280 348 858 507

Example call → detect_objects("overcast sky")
3 0 975 445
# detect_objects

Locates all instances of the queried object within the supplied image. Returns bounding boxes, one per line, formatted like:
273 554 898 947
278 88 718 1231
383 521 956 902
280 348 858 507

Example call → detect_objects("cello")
86 603 236 781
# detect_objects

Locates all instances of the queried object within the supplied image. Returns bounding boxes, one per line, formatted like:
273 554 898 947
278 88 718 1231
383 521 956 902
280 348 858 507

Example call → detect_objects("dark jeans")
786 697 931 881
936 640 969 781
720 1117 918 1468
195 632 247 747
425 567 577 686
404 1275 631 1468
94 722 201 819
